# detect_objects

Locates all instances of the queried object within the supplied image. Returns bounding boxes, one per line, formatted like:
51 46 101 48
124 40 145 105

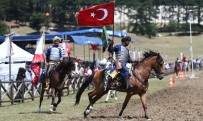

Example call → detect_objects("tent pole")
89 45 90 61
83 45 85 61
9 35 13 105
100 46 102 60
97 45 101 59
73 42 75 58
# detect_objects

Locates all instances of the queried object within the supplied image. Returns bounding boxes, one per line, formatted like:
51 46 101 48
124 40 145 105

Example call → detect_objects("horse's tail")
75 74 94 105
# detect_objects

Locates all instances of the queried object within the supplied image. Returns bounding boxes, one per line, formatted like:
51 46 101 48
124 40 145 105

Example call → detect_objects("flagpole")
112 0 115 60
113 0 115 41
109 0 115 59
9 35 11 85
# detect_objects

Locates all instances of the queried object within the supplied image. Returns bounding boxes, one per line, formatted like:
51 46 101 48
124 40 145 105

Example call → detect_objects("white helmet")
53 36 61 42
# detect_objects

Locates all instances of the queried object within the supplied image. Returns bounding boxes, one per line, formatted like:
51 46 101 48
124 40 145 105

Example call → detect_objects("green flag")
101 26 110 47
101 26 110 52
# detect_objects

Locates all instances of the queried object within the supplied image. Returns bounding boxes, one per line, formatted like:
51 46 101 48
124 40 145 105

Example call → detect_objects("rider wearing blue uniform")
40 36 65 89
108 36 135 90
45 36 65 77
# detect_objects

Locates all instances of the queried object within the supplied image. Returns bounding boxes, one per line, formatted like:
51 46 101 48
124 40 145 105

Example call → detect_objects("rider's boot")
45 77 49 90
125 77 133 91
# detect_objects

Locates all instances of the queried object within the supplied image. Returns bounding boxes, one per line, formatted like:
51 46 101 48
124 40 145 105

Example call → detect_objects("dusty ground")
70 73 203 121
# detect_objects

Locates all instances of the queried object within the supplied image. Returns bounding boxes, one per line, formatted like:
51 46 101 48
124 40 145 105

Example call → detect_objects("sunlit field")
3 27 202 121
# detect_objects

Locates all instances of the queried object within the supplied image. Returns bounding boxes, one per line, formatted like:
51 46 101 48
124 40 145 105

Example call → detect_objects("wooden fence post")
22 79 25 103
32 84 34 101
11 79 14 105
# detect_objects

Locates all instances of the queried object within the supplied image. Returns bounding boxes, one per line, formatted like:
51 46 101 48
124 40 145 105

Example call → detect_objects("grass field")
2 27 201 120
0 70 202 121
0 75 173 121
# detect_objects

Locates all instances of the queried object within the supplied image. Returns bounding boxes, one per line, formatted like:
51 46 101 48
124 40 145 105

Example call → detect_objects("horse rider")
108 36 137 91
43 36 65 88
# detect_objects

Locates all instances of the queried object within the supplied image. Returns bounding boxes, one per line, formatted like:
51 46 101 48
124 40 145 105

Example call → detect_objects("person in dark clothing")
174 58 179 76
108 36 137 91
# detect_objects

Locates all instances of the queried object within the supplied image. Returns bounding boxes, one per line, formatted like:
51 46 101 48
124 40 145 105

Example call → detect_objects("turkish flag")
77 2 114 26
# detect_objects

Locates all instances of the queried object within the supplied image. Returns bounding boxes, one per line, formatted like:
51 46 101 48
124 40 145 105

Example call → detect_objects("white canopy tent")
0 39 34 86
0 40 33 63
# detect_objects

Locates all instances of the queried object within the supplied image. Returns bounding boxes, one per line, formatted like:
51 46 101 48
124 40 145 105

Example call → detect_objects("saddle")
104 69 124 90
42 62 59 90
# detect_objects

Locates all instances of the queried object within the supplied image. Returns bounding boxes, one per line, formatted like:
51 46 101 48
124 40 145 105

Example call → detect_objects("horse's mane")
54 57 75 72
141 50 161 62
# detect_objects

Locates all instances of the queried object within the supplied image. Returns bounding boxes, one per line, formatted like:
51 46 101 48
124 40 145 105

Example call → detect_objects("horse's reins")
131 58 157 85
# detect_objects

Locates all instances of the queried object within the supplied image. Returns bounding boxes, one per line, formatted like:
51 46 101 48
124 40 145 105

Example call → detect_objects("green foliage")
0 21 10 36
166 20 178 32
179 23 189 33
146 23 158 38
29 12 48 32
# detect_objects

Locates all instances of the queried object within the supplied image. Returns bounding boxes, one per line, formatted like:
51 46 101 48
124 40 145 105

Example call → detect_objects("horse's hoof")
53 106 56 111
145 116 151 120
84 112 87 118
38 108 42 112
105 101 108 103
49 108 53 112
85 109 90 114
119 116 124 120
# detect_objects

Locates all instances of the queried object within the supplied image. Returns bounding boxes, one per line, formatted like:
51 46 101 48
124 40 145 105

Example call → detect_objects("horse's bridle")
132 56 163 84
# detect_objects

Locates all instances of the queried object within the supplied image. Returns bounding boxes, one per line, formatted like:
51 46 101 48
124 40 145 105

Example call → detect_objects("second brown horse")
75 50 165 120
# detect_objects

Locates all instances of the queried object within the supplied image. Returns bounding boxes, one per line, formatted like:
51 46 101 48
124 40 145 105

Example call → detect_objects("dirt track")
71 73 203 121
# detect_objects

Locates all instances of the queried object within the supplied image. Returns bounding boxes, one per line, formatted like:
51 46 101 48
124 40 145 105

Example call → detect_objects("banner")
31 32 45 85
77 2 114 26
101 26 110 52
59 43 71 56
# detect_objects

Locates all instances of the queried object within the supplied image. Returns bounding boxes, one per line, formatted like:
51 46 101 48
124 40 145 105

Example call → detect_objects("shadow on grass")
90 115 141 120
18 111 62 114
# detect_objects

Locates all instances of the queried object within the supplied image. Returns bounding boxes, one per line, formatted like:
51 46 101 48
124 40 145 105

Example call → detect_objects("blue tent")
1 28 127 42
0 36 4 41
70 35 103 45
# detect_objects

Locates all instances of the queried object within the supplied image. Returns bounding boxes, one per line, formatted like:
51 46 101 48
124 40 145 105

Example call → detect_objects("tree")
29 12 48 32
0 21 10 36
166 20 178 32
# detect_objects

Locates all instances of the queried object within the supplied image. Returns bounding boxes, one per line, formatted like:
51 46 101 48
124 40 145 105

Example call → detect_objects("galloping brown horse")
75 50 165 120
38 57 76 112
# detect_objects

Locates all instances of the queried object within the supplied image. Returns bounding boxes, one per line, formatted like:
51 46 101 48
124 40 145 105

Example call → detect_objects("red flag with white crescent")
31 32 45 85
77 2 114 26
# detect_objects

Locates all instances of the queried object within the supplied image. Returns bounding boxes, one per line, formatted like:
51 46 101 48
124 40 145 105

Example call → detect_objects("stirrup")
126 84 133 91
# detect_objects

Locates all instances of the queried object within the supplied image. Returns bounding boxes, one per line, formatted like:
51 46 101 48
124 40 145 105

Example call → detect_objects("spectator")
87 66 93 75
174 58 179 76
78 65 84 76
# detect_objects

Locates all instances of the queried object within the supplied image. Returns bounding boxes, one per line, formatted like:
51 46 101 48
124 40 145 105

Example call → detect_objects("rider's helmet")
121 36 131 42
